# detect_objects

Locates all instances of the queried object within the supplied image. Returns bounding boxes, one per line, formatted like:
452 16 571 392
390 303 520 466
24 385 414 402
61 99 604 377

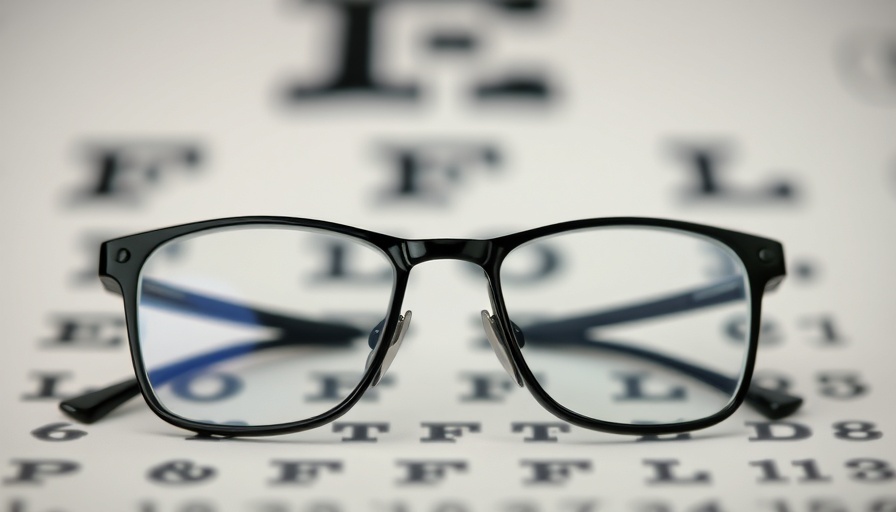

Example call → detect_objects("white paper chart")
2 1 896 511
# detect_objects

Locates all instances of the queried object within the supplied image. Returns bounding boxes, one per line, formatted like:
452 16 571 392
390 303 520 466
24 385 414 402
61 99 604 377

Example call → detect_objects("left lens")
500 226 751 426
137 225 395 427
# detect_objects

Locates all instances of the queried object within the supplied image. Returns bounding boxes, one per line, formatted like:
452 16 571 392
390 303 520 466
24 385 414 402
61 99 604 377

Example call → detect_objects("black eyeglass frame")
88 216 787 438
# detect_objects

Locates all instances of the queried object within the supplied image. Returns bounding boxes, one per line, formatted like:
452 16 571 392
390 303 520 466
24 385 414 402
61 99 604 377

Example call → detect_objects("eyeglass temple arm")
59 334 798 425
59 336 348 424
525 334 801 420
519 275 745 339
518 275 802 419
59 278 368 424
139 279 365 341
60 276 799 424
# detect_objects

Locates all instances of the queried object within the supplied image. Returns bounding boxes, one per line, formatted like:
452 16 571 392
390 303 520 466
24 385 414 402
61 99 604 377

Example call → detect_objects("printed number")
818 371 868 399
833 421 883 441
30 422 87 442
847 458 895 482
750 459 831 483
749 370 869 400
751 458 894 483
723 315 846 346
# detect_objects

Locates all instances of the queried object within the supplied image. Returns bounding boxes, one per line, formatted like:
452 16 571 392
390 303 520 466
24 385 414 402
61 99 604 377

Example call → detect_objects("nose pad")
481 310 523 387
368 311 412 387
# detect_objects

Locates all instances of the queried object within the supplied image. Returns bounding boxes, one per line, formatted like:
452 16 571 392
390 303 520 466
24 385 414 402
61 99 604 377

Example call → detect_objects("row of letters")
4 456 894 486
20 368 869 405
9 497 896 512
69 141 805 207
39 310 844 351
23 420 886 444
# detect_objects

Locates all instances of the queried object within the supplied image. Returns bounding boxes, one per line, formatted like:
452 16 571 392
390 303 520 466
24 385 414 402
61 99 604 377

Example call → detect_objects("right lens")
136 225 395 427
500 226 751 426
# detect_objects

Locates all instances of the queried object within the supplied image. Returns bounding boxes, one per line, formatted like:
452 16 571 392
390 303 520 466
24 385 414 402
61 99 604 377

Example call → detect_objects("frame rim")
101 217 409 437
96 215 785 437
488 218 782 435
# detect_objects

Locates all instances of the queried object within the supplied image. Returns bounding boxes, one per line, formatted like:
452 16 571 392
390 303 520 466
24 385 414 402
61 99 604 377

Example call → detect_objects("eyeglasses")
60 217 802 437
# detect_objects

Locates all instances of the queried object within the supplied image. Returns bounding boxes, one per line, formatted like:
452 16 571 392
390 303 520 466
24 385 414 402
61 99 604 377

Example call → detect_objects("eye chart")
1 1 895 511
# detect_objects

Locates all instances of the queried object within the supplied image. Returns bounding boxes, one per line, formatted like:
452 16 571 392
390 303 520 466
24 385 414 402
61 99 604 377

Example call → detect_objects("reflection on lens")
501 227 751 425
137 226 395 427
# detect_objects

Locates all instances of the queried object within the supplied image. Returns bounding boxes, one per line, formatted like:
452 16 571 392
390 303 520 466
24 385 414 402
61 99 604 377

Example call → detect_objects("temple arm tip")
59 379 140 424
59 400 99 424
745 384 804 420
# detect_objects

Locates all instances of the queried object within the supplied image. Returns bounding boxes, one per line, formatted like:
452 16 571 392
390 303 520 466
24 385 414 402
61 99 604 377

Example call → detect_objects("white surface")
2 1 895 510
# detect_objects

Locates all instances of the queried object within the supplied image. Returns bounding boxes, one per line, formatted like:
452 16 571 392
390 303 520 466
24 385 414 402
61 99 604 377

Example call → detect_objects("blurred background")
2 0 895 509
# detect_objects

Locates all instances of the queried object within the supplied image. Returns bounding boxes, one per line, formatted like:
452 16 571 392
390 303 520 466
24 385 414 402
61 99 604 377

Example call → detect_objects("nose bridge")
404 239 493 267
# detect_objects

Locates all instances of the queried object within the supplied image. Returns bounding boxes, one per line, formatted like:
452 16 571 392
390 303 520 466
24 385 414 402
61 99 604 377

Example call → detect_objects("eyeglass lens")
137 226 395 427
502 227 751 425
